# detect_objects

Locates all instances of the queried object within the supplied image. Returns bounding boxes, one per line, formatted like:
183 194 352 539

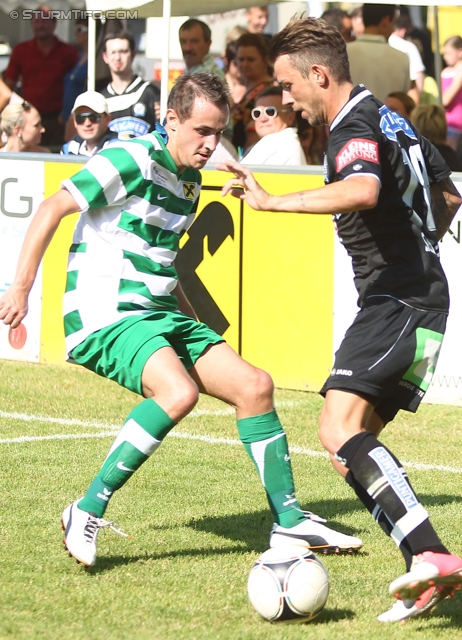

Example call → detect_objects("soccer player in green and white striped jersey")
0 73 362 568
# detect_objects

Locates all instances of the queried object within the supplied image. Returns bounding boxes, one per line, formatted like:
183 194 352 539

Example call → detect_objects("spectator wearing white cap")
61 91 118 156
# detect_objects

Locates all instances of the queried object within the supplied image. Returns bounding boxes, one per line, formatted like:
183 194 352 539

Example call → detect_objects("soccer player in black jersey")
219 16 462 623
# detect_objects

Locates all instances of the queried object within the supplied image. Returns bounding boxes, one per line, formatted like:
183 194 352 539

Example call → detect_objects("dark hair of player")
167 73 230 122
269 16 351 84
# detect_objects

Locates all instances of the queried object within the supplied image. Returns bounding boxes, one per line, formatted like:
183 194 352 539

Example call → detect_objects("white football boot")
377 585 455 623
61 499 129 567
269 510 363 554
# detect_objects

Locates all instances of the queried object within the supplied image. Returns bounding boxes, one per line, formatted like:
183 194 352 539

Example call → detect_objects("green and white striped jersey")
62 131 201 355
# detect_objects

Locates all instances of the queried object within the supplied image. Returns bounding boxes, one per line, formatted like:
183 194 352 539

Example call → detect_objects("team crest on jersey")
182 182 196 200
133 102 147 117
336 138 379 172
379 105 417 142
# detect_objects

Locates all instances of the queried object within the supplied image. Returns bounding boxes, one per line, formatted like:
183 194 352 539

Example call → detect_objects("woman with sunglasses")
0 101 50 153
231 33 274 154
241 85 306 166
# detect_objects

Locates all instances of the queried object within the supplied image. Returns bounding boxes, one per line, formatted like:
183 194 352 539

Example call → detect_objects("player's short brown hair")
168 73 230 122
269 16 351 84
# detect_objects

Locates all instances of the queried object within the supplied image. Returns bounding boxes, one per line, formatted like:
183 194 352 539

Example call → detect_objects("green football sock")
78 398 176 517
237 410 305 528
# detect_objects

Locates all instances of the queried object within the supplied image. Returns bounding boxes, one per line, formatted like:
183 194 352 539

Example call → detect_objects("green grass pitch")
0 360 461 639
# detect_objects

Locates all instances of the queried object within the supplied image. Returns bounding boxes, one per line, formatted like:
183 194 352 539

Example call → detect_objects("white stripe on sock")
249 433 285 486
106 418 161 458
390 503 430 547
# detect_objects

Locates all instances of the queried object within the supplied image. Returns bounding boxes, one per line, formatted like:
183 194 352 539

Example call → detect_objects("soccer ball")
247 545 330 623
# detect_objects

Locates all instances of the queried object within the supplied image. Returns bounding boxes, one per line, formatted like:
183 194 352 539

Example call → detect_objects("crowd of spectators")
1 4 462 172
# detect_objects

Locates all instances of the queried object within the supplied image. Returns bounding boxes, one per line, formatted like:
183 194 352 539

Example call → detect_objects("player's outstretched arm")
0 188 80 328
219 160 379 214
218 160 273 211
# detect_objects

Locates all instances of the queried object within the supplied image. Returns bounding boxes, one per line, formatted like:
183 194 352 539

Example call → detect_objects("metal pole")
160 0 171 122
87 14 97 92
433 5 442 105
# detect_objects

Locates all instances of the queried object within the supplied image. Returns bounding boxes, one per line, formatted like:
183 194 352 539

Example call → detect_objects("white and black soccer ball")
247 546 330 623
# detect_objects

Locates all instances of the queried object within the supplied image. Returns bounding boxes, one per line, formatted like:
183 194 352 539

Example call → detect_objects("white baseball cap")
72 91 108 114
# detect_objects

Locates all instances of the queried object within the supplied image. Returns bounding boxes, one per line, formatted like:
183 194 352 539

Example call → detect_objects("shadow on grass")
313 607 355 624
86 544 260 575
426 592 462 628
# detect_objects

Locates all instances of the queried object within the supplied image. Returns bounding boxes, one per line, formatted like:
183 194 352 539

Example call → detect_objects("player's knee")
146 380 199 420
240 367 274 405
318 414 344 456
173 383 200 417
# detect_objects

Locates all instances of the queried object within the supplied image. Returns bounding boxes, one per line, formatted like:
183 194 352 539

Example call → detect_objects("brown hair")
235 32 269 59
168 73 230 122
179 19 211 43
386 91 416 117
269 16 351 83
444 35 462 50
411 104 448 146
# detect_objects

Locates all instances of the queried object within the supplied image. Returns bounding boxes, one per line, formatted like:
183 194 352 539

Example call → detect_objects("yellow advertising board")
38 165 334 392
41 161 83 364
177 170 242 353
239 172 333 391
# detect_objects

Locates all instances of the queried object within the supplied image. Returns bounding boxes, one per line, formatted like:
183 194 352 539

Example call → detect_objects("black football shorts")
320 297 447 424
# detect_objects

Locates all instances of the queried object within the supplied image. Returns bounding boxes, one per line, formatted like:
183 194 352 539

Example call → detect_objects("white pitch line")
0 431 118 444
0 400 304 429
1 409 462 474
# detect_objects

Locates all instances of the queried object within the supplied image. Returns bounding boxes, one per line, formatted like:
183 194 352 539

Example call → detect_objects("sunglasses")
22 101 31 112
74 112 102 124
251 106 291 120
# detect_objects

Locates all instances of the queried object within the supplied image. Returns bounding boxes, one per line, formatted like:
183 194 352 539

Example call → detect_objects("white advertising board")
425 177 462 405
0 160 44 363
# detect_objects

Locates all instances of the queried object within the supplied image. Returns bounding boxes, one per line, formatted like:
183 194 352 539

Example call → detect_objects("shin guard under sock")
345 470 413 570
338 432 448 559
237 410 305 527
79 399 176 517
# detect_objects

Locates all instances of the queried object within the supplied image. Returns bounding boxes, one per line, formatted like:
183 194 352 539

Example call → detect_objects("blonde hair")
225 25 248 48
1 102 31 136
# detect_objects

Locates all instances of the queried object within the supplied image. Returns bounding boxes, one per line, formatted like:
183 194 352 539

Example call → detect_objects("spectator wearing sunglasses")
0 101 50 153
241 85 306 166
61 91 118 156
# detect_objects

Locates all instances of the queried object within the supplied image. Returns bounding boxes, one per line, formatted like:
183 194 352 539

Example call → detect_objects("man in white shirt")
389 15 425 102
242 86 306 166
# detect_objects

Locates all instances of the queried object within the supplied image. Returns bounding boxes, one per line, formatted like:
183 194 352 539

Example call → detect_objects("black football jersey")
325 85 451 312
102 76 160 139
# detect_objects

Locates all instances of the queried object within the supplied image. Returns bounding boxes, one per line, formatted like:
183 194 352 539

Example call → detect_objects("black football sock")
338 432 449 560
345 470 413 570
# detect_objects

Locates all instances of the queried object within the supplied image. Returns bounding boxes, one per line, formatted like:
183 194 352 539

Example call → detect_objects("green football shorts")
70 310 225 395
